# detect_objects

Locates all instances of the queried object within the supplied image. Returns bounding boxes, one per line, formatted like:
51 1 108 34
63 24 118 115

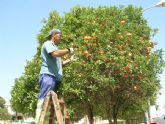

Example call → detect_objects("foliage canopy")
11 5 165 123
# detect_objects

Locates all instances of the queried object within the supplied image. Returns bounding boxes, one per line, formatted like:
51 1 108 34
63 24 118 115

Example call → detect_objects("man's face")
53 33 61 44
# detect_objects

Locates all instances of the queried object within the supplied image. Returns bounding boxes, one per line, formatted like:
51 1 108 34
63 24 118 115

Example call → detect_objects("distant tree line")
0 96 11 120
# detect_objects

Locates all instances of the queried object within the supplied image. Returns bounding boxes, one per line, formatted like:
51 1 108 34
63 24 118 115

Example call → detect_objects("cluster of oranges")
146 42 154 56
83 36 96 41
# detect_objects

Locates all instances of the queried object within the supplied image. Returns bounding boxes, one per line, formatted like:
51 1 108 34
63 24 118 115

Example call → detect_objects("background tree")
10 5 165 124
0 96 5 109
10 11 62 116
10 57 40 116
0 96 11 120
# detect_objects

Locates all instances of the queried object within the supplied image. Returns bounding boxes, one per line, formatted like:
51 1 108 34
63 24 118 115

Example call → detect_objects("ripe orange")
83 50 89 57
117 45 124 51
146 47 152 51
124 66 130 71
84 36 93 40
148 42 154 48
120 20 126 25
122 74 129 78
98 50 104 55
127 32 132 37
96 60 101 64
84 36 97 40
137 75 142 81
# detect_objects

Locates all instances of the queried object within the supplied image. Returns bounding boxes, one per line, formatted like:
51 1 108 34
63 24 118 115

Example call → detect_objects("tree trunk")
86 102 94 124
112 106 118 124
108 118 113 124
113 117 117 124
106 106 113 124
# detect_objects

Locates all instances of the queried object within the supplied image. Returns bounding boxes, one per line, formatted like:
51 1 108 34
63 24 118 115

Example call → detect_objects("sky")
0 0 165 108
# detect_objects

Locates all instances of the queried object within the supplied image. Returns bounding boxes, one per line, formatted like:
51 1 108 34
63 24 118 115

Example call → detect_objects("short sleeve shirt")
39 40 62 81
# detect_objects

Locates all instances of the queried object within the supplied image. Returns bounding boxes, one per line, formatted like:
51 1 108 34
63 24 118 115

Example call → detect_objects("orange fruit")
120 20 126 25
84 36 92 40
148 42 154 48
127 32 132 37
98 50 104 55
83 50 89 57
122 74 129 78
124 66 129 71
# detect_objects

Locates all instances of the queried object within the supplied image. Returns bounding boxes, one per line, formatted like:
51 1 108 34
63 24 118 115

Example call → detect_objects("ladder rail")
51 92 64 124
38 91 71 124
39 94 51 124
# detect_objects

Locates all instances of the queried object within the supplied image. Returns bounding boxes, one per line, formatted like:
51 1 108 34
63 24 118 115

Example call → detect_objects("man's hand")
68 47 74 54
70 55 77 61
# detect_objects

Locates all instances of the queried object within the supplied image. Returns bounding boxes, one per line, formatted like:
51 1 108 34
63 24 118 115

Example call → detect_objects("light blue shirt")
40 40 62 81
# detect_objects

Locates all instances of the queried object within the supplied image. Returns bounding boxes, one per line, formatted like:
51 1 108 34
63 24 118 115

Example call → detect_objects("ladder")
38 91 71 124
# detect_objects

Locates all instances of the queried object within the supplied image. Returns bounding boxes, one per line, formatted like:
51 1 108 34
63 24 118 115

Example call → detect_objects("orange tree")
10 6 165 124
10 58 40 116
59 6 164 124
0 96 11 120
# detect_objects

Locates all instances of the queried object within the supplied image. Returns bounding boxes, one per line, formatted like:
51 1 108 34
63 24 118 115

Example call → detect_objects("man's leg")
35 99 44 124
35 74 49 124
35 74 60 123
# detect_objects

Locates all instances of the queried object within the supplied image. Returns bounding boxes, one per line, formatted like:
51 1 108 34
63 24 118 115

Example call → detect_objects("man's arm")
62 54 77 65
62 59 71 65
50 49 69 57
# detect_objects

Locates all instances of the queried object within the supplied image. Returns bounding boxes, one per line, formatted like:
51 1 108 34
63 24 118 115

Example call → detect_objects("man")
35 29 74 123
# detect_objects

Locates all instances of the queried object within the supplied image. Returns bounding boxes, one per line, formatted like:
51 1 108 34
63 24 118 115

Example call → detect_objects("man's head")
48 29 61 44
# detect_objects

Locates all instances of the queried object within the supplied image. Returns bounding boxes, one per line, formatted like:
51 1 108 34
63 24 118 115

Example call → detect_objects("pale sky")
0 0 164 108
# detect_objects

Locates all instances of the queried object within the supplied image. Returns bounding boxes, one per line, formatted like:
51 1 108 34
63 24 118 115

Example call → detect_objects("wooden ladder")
38 91 71 124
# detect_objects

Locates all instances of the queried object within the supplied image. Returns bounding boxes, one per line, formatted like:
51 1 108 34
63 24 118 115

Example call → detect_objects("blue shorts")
38 74 61 100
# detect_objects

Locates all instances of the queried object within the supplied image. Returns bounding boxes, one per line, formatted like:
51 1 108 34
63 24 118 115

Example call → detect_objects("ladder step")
49 99 65 105
59 99 65 104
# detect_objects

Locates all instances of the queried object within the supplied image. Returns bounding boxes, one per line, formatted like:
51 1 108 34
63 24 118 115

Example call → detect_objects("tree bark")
86 102 94 124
